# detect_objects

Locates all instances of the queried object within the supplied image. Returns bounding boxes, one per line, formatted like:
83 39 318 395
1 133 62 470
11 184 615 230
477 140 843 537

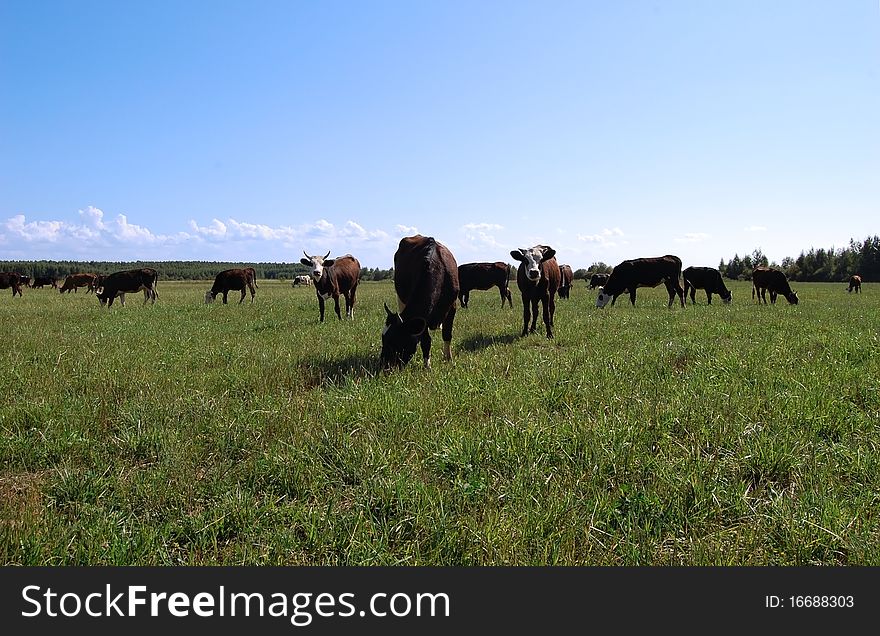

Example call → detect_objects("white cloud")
189 218 227 238
340 220 389 242
675 232 710 243
744 225 767 232
576 227 625 247
460 222 504 250
395 224 418 236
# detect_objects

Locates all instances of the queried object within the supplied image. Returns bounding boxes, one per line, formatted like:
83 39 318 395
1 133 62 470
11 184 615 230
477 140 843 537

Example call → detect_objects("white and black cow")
596 255 685 308
381 235 459 369
682 266 732 305
752 267 798 305
510 245 560 338
588 272 609 289
97 268 159 307
300 251 361 321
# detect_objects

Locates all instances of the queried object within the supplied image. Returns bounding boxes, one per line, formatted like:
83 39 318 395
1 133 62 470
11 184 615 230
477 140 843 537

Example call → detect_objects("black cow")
558 264 573 299
300 251 361 321
205 268 257 304
0 272 23 297
19 275 31 288
588 273 609 289
682 266 732 305
457 261 512 308
752 267 798 305
510 245 560 338
97 268 159 307
595 255 685 308
848 275 862 293
381 235 459 369
31 276 57 289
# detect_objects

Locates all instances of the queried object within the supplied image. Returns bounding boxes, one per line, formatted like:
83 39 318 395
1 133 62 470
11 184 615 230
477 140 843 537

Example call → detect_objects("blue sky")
1 0 877 268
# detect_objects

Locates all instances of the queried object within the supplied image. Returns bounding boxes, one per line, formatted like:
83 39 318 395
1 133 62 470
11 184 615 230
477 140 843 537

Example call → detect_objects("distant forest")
2 235 877 283
0 260 396 282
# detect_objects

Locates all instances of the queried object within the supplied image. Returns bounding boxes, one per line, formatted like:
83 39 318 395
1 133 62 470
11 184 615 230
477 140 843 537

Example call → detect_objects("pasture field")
1 278 878 565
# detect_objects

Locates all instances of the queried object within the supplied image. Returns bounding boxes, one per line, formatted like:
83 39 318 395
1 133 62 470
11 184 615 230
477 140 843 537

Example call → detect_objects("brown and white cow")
382 235 459 369
596 255 685 308
752 267 798 305
457 261 512 308
0 272 23 297
205 268 257 304
558 264 574 299
588 272 609 289
510 245 560 338
292 275 312 287
848 275 862 293
682 266 732 305
97 268 159 307
31 276 57 289
59 273 98 294
300 251 360 321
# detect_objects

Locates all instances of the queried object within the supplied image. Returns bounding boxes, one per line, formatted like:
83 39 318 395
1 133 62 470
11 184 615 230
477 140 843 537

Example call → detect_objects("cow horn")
303 250 311 259
323 250 331 260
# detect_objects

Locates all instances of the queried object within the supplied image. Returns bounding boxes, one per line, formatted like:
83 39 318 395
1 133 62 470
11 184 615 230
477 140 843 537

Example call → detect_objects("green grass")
1 279 878 565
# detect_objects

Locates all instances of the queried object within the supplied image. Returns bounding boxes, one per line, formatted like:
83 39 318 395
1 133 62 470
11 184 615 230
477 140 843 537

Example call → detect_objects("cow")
245 267 259 290
457 261 512 308
97 268 159 307
588 273 609 289
510 245 560 338
381 235 459 369
752 267 798 305
595 255 685 308
292 275 312 287
59 273 98 294
90 274 106 294
682 266 732 305
558 264 574 299
31 276 58 289
19 275 31 288
205 268 257 304
300 251 361 321
0 272 23 297
848 275 862 294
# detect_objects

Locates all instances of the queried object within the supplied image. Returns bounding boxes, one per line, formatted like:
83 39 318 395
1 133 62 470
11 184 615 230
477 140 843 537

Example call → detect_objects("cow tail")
153 271 159 299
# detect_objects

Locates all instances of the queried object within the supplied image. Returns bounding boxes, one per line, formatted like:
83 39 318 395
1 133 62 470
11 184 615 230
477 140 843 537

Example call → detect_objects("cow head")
722 290 733 304
785 291 799 305
595 287 613 308
300 251 334 283
510 246 556 283
380 302 426 369
204 290 216 304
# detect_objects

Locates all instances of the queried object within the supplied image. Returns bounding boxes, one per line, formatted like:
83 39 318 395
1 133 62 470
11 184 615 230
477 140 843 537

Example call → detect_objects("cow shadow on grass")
457 332 518 353
300 352 381 387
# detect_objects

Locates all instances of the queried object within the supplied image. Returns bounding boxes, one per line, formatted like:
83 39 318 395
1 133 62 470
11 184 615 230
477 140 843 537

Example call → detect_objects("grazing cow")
90 274 106 294
682 266 732 305
300 251 361 321
848 275 862 294
382 235 459 369
292 275 312 287
97 268 159 307
59 273 98 294
244 267 259 290
0 272 23 297
596 255 685 308
752 267 798 305
31 276 57 289
588 273 609 289
205 268 257 304
510 245 560 338
558 264 574 299
19 275 31 288
457 261 512 308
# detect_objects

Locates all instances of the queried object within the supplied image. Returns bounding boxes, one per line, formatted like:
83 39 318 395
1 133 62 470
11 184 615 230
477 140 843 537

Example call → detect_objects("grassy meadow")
1 278 878 565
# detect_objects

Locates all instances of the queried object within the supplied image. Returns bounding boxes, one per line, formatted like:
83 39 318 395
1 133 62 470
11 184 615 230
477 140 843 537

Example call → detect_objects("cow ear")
300 258 312 267
323 259 335 267
404 317 427 338
541 248 556 262
510 250 525 262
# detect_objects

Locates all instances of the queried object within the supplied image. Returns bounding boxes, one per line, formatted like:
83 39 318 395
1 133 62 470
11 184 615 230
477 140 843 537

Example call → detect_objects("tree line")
719 235 879 282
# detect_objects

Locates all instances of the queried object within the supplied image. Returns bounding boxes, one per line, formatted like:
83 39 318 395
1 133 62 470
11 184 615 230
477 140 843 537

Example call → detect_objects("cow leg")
333 293 342 320
770 291 777 305
222 290 229 304
529 297 539 333
542 295 554 339
239 289 246 304
442 305 456 361
460 290 468 308
420 330 433 369
318 295 326 322
505 288 512 308
347 287 356 319
706 291 712 305
520 295 530 336
629 289 637 306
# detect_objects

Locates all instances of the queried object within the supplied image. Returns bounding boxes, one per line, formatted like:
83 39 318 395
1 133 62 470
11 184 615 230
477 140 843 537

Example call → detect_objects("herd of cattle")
0 234 866 369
